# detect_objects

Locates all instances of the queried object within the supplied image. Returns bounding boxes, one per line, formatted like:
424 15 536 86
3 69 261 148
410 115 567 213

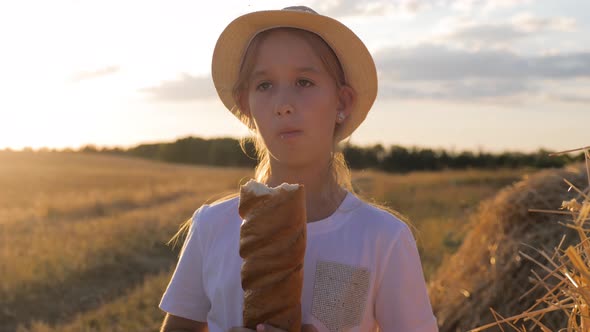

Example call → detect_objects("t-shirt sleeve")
375 223 439 332
159 206 211 322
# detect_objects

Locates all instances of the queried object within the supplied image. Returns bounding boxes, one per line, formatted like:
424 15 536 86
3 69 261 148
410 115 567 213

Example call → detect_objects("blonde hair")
169 27 412 249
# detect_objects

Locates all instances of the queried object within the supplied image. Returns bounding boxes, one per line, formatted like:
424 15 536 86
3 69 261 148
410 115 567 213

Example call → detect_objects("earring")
337 112 346 122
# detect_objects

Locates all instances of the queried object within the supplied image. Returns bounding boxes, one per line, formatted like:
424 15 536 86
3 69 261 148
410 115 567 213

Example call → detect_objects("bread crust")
238 182 306 332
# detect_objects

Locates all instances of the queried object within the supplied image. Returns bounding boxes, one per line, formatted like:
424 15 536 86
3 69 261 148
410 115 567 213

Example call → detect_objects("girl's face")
241 30 350 167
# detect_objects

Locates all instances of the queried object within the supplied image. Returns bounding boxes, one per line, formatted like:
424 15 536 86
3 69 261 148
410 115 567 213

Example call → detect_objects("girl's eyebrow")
250 67 320 80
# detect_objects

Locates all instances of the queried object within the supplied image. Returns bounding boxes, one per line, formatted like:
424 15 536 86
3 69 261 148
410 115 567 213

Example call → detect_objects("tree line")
74 136 585 173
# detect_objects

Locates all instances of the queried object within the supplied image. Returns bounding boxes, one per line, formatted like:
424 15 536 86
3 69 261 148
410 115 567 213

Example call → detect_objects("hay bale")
429 162 588 332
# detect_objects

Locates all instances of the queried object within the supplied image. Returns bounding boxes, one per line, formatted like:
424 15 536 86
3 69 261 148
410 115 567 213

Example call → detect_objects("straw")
466 147 590 331
429 147 589 331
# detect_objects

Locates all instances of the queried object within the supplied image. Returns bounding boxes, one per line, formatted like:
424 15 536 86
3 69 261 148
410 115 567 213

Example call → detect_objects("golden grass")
0 151 252 332
20 271 173 332
354 167 531 278
0 151 247 225
0 150 531 331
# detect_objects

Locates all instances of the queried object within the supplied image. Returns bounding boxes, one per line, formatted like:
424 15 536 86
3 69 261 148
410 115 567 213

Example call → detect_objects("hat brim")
211 9 377 142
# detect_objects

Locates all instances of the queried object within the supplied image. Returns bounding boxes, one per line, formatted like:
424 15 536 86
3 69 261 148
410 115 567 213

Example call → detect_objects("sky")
0 0 588 153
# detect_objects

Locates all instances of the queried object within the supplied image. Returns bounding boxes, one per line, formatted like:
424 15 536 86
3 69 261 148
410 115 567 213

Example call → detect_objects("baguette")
238 180 306 332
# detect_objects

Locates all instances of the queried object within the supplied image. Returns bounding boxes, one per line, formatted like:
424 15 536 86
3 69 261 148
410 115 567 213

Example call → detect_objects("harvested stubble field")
0 150 532 332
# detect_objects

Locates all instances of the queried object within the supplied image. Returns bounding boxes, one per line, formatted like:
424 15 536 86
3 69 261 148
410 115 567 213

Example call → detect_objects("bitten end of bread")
242 179 301 196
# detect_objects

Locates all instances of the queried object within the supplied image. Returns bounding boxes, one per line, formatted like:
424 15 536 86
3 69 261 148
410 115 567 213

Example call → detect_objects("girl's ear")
336 85 355 121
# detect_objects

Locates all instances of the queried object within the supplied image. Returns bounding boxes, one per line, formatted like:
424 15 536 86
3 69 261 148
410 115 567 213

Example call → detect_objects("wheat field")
0 150 531 332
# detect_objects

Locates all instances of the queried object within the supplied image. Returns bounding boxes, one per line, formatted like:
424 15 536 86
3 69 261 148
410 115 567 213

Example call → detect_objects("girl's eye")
297 79 313 87
256 82 272 91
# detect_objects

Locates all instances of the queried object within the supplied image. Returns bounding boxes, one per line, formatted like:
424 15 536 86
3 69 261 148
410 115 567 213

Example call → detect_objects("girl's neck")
266 159 347 223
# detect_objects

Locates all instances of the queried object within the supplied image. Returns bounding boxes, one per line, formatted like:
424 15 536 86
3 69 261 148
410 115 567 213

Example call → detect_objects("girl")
159 6 438 332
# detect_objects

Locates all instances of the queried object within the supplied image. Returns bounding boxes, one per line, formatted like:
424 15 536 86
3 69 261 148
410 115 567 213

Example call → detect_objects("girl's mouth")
279 130 303 139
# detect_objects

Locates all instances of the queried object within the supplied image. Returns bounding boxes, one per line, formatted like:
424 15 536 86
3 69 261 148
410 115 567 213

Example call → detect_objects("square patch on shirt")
311 260 370 332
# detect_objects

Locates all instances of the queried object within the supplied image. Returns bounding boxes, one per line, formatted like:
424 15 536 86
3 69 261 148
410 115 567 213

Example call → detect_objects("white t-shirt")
160 191 438 332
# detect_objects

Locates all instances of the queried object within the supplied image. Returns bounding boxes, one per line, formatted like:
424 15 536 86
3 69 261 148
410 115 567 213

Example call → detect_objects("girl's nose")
275 103 294 116
274 89 295 117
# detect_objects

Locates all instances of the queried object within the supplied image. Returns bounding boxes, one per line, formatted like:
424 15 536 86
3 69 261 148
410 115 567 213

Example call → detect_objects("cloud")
451 0 532 12
139 74 217 102
551 94 590 104
308 0 446 18
444 23 529 47
309 0 530 17
511 13 576 32
375 44 590 81
71 65 120 82
374 44 590 101
439 14 577 48
380 78 534 101
310 0 396 17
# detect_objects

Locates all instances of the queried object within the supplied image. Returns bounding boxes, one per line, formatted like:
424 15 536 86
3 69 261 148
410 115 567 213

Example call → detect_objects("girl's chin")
271 153 311 166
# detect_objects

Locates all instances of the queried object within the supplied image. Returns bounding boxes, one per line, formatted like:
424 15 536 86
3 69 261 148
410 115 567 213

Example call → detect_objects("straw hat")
211 6 378 142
